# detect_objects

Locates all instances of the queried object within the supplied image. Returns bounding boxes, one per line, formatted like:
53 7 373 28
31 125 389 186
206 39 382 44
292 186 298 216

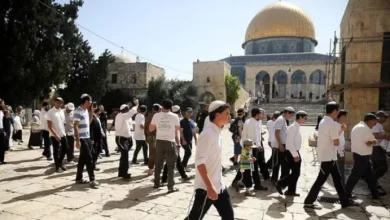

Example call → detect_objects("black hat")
364 113 379 121
186 107 193 112
237 108 244 115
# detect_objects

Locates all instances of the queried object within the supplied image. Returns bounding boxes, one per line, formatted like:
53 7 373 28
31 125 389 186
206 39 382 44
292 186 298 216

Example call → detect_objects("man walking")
133 105 148 165
74 94 99 188
304 102 357 209
186 100 234 220
196 104 209 134
144 104 161 175
40 102 52 160
115 104 136 180
149 99 180 193
229 108 245 167
99 105 110 157
180 107 197 171
275 110 308 197
47 97 68 173
65 103 75 163
345 113 386 199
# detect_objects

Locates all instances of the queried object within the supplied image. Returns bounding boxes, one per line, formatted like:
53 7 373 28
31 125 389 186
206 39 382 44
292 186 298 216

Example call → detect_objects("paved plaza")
0 126 390 220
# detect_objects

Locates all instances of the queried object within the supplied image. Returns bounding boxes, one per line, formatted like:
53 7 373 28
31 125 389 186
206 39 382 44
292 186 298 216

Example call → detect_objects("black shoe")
229 157 234 164
161 180 167 184
121 174 131 180
304 204 322 210
105 154 111 157
372 191 387 199
254 185 268 191
47 157 53 161
56 168 63 173
75 179 89 184
94 167 100 171
284 191 300 197
28 146 34 150
182 175 194 182
132 161 139 164
342 200 359 208
0 161 6 165
275 183 283 195
60 166 67 171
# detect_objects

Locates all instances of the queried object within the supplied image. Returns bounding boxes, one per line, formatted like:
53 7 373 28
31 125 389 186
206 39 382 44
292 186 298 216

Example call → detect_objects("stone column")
269 82 273 101
305 81 310 101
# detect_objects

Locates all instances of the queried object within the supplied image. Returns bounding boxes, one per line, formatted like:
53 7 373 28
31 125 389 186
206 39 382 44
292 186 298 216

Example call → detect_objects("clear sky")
57 0 348 80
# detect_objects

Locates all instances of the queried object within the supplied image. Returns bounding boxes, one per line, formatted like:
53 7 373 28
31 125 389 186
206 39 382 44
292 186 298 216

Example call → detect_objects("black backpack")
229 118 238 134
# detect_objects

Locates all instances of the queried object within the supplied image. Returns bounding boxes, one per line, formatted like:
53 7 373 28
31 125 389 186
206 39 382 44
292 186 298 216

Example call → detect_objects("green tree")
100 89 133 114
225 74 241 105
0 0 83 106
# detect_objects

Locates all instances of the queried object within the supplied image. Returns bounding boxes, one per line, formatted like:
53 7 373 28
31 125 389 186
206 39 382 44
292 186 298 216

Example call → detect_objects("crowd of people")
1 95 390 219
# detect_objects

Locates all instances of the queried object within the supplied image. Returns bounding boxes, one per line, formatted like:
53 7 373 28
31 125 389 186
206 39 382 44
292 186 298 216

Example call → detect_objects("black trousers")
101 127 109 155
233 148 262 188
257 144 270 180
0 131 5 162
116 136 133 177
181 141 192 168
304 161 349 206
66 135 75 162
241 169 253 188
133 140 148 163
271 145 289 182
372 146 388 182
42 130 52 158
76 139 95 181
50 136 68 169
266 142 274 169
92 138 101 168
345 153 378 197
162 154 187 182
277 150 301 193
186 188 234 220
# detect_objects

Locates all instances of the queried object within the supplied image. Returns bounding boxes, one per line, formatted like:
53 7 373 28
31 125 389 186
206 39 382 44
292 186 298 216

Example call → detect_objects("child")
237 139 257 196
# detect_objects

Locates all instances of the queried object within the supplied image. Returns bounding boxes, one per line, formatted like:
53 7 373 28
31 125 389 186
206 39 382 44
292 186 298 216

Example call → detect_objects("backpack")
229 119 238 134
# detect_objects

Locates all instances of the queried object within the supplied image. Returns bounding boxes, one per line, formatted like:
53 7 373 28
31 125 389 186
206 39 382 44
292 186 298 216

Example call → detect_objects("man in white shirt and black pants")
40 102 52 160
186 101 234 220
345 113 386 199
132 105 148 165
115 104 136 180
149 99 180 193
271 107 295 183
47 97 68 173
275 110 308 196
304 102 356 209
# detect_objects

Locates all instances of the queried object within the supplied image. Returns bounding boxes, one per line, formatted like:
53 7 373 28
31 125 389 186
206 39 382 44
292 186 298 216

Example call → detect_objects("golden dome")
244 1 316 46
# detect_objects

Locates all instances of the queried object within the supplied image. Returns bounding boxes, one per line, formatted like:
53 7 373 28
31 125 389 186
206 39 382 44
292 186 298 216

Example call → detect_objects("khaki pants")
146 135 156 169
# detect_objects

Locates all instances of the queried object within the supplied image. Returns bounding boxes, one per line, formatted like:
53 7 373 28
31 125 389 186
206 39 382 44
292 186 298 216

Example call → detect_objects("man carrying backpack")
229 108 246 167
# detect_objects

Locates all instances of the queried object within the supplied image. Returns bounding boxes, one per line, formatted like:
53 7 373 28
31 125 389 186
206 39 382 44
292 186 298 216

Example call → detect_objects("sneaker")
75 179 89 184
245 190 256 196
90 180 99 188
304 204 322 210
342 200 359 208
182 175 195 182
56 168 63 173
167 187 179 194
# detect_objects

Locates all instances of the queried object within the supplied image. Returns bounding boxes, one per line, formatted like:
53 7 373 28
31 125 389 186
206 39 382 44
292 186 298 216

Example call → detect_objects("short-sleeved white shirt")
351 121 376 156
134 113 146 140
372 123 385 146
337 122 345 150
267 120 275 145
194 122 225 193
273 115 288 145
39 109 49 131
317 116 339 162
151 112 180 142
0 110 4 129
47 107 66 137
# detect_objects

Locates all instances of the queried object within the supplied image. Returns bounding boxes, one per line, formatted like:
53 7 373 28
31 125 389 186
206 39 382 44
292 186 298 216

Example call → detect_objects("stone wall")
338 0 390 148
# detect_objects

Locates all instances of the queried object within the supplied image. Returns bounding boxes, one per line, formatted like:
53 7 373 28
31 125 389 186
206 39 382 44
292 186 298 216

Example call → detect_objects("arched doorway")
273 70 288 98
255 71 270 98
309 70 326 100
291 70 307 99
199 92 215 106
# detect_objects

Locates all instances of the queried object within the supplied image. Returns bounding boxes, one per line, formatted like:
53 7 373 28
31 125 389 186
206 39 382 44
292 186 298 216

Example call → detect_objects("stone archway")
199 92 216 105
272 70 288 98
255 71 270 98
291 70 307 99
309 70 326 100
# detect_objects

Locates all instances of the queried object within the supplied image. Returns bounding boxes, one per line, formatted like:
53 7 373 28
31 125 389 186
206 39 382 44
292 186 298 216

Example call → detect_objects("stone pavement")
1 126 390 220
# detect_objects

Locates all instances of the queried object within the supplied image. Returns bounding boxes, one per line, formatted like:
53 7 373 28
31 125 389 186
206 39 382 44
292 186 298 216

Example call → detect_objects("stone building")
108 54 165 97
194 1 330 106
327 0 390 148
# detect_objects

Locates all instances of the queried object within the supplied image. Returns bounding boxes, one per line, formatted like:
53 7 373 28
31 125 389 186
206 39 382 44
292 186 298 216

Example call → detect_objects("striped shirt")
74 107 90 139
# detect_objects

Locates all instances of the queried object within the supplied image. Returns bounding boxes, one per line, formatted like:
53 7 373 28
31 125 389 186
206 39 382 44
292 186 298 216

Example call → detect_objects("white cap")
33 110 40 115
284 106 295 112
120 104 129 111
208 100 227 113
172 105 180 113
66 102 75 111
80 93 90 99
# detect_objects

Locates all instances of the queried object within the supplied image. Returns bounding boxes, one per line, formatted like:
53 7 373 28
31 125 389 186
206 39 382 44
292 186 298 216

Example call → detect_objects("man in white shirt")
304 102 357 209
275 110 308 197
266 111 281 169
47 97 68 173
271 107 295 183
371 111 390 186
65 103 75 163
186 100 234 220
336 110 348 184
40 102 52 160
132 105 148 165
115 104 136 180
345 113 386 200
232 107 268 191
149 99 180 193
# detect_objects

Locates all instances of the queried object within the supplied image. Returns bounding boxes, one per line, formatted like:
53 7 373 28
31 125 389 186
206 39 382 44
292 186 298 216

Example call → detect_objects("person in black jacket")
195 104 209 134
99 105 110 157
90 109 104 171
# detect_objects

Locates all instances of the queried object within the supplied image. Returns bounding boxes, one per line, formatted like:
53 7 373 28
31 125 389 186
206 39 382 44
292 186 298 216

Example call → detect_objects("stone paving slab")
0 126 389 219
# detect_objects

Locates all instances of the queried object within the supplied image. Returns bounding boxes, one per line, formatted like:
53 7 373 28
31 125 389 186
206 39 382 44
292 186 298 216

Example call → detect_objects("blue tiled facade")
231 66 246 85
243 37 316 55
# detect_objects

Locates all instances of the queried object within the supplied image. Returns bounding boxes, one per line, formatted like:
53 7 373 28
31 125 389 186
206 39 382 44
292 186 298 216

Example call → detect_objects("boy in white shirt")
336 110 348 184
132 105 148 165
